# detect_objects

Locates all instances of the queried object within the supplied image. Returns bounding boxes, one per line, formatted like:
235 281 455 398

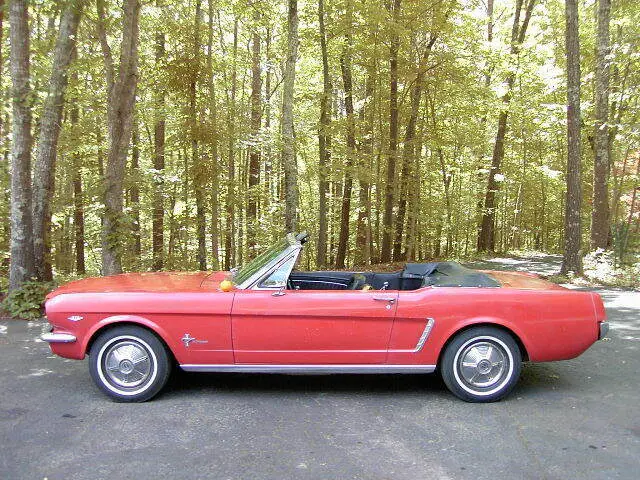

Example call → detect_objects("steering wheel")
287 277 294 290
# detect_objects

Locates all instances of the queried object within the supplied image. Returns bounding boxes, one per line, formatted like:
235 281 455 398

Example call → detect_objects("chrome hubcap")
103 340 152 389
457 341 508 389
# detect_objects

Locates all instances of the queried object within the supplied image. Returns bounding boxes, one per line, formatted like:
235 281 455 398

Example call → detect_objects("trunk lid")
483 270 566 290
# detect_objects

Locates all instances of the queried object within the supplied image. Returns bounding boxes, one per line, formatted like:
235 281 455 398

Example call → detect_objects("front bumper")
41 332 77 343
598 322 609 340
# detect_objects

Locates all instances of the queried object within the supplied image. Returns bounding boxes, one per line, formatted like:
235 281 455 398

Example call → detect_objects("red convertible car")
42 233 608 403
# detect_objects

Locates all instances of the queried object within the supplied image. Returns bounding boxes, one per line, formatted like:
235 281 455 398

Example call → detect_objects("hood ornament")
181 333 208 348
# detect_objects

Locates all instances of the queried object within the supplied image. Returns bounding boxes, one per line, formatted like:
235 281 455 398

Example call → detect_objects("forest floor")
0 255 638 479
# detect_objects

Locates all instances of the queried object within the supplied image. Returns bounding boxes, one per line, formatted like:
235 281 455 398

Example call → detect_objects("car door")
231 288 398 364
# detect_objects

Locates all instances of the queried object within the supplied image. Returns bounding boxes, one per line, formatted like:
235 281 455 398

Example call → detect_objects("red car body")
45 270 606 367
42 234 608 402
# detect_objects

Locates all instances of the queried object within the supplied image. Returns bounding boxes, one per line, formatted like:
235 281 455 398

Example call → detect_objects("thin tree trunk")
335 1 355 269
72 117 85 274
263 28 273 210
152 0 165 271
207 0 219 269
8 0 35 290
97 0 141 275
247 10 261 254
69 43 85 274
355 71 374 266
282 0 299 232
32 0 84 281
475 0 494 249
590 0 611 250
224 18 238 269
381 0 401 263
191 0 206 270
130 121 141 259
316 0 331 268
478 0 536 252
393 34 437 260
561 0 583 274
0 0 4 147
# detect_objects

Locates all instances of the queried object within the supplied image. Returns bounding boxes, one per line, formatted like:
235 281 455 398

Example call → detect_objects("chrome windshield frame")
234 233 303 290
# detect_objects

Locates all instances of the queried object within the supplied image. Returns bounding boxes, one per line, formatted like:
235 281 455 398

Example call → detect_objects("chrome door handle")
271 288 286 297
373 297 396 304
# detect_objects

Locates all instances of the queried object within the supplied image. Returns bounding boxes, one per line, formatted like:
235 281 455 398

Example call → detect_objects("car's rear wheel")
89 325 171 402
441 326 521 402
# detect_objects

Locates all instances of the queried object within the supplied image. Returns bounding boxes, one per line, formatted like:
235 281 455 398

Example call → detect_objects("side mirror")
271 286 286 297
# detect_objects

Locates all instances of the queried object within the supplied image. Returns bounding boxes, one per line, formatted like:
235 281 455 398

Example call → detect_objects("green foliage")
0 0 638 274
1 282 56 321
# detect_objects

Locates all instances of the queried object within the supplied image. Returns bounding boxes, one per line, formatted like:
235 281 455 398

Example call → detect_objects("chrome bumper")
598 322 609 340
41 332 77 343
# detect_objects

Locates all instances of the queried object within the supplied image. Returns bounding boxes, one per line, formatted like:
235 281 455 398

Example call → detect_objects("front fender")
82 315 181 362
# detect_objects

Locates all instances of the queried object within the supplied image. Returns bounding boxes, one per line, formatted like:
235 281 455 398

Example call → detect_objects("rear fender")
437 316 532 362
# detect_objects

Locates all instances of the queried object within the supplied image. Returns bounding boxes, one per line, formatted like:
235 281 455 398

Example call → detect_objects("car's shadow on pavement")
165 370 449 397
159 362 567 400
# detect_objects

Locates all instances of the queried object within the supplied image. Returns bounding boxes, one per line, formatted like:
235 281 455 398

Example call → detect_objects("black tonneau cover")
401 261 500 288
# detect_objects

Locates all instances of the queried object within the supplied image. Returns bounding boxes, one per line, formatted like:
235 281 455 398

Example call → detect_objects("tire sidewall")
89 326 171 402
441 327 522 403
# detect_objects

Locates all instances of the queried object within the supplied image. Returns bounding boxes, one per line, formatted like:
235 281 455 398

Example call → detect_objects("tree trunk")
590 0 611 250
478 0 536 252
0 0 4 146
380 0 401 263
152 0 165 271
130 121 141 259
247 10 262 254
561 0 583 274
8 0 35 290
393 35 437 260
207 0 220 270
316 0 331 268
72 111 85 274
224 18 238 269
32 0 84 281
191 0 206 270
335 2 355 269
355 71 374 267
97 0 141 275
69 44 85 275
282 0 299 232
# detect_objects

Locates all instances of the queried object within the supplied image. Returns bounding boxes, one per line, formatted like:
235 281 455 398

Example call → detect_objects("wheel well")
86 321 177 365
437 323 529 367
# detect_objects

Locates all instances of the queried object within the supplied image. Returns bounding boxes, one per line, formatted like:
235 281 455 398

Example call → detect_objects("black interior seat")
347 273 367 290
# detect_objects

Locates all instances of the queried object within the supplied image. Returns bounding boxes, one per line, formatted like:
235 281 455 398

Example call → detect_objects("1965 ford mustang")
42 232 608 403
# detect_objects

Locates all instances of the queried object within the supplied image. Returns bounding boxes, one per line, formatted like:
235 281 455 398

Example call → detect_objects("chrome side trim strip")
179 364 436 374
387 317 436 353
414 318 435 352
41 332 77 343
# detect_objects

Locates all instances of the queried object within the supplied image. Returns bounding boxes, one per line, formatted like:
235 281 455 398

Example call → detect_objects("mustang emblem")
181 333 208 348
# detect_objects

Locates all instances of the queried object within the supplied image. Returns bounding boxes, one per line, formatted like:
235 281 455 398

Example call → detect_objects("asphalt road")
1 255 638 480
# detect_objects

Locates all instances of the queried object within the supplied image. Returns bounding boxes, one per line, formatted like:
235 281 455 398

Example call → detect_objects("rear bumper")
41 332 77 343
598 322 609 340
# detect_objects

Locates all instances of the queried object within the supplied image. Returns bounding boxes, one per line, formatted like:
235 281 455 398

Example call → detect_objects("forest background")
0 0 638 316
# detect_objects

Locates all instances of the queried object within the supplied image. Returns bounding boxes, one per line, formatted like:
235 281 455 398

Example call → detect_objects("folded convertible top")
401 261 500 288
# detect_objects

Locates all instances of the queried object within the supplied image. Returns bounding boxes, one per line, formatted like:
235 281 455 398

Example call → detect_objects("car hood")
46 271 230 298
483 270 566 290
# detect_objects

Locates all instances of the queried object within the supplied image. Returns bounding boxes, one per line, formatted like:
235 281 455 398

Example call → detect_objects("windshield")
232 236 293 285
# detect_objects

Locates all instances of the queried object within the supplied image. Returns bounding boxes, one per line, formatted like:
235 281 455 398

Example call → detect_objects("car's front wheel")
89 325 171 402
440 326 521 402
